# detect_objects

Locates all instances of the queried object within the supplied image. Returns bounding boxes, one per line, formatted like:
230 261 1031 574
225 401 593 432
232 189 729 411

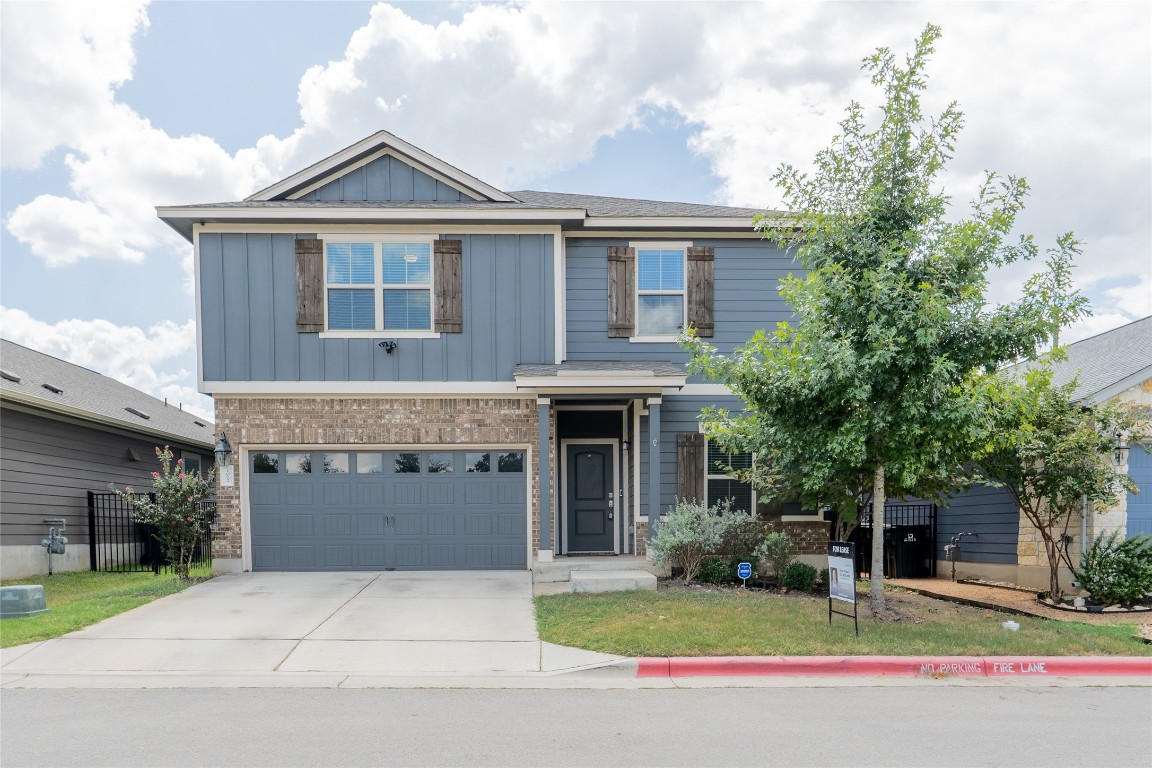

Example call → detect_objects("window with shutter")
296 236 462 335
620 242 714 341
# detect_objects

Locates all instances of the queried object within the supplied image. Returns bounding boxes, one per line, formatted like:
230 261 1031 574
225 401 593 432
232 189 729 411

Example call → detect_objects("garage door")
248 449 527 570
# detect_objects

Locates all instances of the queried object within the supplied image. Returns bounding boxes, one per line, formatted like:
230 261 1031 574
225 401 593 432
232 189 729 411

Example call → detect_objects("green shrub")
648 498 730 582
699 556 731 585
816 567 830 590
718 511 767 559
781 562 818 592
1073 531 1152 608
754 532 793 579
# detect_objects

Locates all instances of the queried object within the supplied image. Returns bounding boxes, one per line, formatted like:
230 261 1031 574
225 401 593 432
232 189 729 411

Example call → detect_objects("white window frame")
629 241 690 343
181 451 204 476
320 234 440 339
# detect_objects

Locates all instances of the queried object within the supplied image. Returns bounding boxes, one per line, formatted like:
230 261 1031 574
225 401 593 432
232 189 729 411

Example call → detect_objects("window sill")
628 335 679 344
781 515 823 523
318 331 441 340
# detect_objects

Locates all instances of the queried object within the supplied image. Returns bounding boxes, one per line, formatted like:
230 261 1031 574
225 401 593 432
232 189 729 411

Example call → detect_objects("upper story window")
324 238 433 333
635 244 686 336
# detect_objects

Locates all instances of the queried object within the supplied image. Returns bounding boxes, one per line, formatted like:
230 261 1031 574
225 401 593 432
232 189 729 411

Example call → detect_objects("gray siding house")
0 340 215 578
158 130 826 574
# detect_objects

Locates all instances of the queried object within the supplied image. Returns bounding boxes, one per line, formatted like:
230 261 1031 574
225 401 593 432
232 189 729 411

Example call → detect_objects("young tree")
682 25 1086 615
114 446 216 580
980 364 1145 601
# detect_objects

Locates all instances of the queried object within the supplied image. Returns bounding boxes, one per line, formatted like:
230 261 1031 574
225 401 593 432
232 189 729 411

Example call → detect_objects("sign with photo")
827 541 855 604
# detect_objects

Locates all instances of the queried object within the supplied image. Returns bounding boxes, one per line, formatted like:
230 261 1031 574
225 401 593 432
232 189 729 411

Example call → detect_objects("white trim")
193 226 205 392
554 231 565 364
677 383 734 396
622 408 631 555
782 515 824 523
554 404 630 411
585 217 754 229
631 241 689 338
629 336 680 344
646 396 663 406
559 438 620 555
514 377 685 390
565 230 775 238
246 130 517 203
318 331 440 340
1087 366 1152 404
198 223 564 235
286 147 486 202
633 400 644 525
320 234 436 335
202 381 524 395
158 206 586 223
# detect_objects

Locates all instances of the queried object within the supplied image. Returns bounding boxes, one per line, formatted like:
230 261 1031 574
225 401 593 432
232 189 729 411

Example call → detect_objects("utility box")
0 585 48 619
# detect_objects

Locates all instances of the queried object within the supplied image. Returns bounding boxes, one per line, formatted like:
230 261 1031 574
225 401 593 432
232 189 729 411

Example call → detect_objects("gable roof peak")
246 130 519 204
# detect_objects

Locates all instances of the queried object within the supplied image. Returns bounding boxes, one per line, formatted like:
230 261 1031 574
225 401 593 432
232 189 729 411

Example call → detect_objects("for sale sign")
828 541 855 604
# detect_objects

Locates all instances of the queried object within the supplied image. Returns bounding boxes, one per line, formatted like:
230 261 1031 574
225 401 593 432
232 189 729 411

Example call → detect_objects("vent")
42 383 64 394
193 420 207 427
0 370 20 383
125 447 143 462
125 407 151 420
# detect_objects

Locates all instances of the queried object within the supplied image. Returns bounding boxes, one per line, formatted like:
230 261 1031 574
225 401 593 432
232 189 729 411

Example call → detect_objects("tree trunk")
1046 537 1062 601
870 464 887 615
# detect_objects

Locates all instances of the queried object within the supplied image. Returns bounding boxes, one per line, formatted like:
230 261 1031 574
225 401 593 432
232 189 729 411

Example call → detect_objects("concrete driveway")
1 572 618 682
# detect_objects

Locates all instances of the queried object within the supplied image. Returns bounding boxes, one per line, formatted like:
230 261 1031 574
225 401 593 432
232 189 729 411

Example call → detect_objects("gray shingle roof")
1016 316 1152 402
515 361 686 378
0 339 214 448
508 191 765 218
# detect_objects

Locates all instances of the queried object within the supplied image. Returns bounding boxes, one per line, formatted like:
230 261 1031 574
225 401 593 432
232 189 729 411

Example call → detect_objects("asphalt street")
3 685 1150 767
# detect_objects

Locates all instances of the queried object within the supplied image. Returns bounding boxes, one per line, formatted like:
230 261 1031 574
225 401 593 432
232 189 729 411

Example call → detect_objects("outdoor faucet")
947 532 977 582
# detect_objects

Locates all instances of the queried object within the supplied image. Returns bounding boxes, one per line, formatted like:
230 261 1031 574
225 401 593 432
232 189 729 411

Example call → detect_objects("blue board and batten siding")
565 238 797 369
935 485 1019 565
199 233 554 382
298 156 466 202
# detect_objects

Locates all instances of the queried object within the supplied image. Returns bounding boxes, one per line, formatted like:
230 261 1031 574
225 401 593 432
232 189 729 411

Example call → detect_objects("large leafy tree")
682 25 1086 615
980 363 1145 601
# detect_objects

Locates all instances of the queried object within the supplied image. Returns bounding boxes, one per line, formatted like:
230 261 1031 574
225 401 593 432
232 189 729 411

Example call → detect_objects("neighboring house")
157 130 827 575
941 316 1152 588
0 340 216 578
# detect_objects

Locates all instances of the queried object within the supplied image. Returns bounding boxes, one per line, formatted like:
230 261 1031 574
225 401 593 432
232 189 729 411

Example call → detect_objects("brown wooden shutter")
686 246 714 337
676 432 706 505
295 238 324 333
433 239 463 333
607 246 635 337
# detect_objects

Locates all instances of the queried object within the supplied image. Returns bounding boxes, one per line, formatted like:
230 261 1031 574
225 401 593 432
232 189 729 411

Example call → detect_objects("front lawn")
534 585 1151 657
0 568 211 648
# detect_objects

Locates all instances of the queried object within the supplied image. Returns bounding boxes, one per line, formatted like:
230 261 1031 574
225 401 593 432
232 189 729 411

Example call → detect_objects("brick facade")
212 396 544 561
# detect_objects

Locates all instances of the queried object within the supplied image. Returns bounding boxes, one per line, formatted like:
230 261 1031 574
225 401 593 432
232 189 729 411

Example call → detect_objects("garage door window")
466 452 490 472
324 453 349 473
395 453 420 473
498 452 524 472
253 453 279 473
357 453 385 474
428 453 453 473
286 453 312 474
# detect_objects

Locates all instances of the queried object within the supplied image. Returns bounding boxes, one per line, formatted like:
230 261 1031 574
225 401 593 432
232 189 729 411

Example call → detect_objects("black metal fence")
851 503 937 578
87 491 215 574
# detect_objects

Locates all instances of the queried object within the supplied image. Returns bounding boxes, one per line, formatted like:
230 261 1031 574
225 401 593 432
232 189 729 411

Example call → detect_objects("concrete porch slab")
571 570 658 593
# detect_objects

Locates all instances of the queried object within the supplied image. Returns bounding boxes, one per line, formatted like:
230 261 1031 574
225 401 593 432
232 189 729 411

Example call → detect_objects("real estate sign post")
828 541 859 637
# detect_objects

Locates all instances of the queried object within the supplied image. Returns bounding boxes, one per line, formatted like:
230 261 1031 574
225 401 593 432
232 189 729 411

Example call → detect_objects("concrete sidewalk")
0 571 622 685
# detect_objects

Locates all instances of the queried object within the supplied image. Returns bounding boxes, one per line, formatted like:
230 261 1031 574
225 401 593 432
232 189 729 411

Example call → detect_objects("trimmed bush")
1073 531 1152 608
755 532 793 579
648 498 729 583
781 562 818 592
699 556 731 585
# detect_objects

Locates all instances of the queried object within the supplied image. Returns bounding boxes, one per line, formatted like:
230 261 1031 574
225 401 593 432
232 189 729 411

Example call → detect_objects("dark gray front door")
566 443 614 553
248 449 527 571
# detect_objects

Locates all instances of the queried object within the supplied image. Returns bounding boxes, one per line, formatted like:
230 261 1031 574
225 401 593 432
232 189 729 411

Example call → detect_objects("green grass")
0 567 212 648
534 587 1152 657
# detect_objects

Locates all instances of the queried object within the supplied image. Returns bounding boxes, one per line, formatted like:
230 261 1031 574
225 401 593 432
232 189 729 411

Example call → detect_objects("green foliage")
717 509 767 559
781 562 819 592
754 532 793 579
682 25 1087 614
1073 531 1152 608
113 446 215 580
647 498 730 583
980 363 1147 599
699 556 731 585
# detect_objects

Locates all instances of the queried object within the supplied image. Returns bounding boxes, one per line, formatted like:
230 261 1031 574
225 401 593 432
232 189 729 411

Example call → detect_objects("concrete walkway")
0 571 622 686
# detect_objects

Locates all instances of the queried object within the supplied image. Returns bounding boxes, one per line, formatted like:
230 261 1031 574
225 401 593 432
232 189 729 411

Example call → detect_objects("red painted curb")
635 656 1152 678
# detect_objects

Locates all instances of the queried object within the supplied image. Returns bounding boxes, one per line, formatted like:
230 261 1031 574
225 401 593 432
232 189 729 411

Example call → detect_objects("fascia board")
582 216 756 229
245 130 517 203
157 206 587 223
0 390 214 449
514 376 687 390
1084 366 1152 404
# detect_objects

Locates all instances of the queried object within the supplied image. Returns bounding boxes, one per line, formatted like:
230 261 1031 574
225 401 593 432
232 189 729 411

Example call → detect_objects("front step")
533 555 667 583
571 570 658 593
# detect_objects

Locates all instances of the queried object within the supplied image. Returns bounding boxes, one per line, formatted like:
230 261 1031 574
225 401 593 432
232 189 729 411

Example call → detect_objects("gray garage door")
249 449 527 570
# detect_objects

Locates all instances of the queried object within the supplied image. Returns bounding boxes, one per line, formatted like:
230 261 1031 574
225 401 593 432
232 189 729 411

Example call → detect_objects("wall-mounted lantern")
214 432 233 468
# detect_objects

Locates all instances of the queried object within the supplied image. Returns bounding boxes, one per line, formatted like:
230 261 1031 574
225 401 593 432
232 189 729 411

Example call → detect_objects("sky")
1 1 1149 422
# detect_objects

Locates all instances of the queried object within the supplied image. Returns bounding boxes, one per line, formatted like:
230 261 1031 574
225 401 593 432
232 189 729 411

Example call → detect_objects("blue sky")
2 2 1149 420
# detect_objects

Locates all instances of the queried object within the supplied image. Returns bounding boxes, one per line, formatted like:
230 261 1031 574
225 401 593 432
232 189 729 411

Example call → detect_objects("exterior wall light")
214 432 233 468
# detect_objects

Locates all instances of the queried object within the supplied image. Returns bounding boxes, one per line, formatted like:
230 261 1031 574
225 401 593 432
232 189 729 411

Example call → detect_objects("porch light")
1114 432 1129 466
214 432 233 468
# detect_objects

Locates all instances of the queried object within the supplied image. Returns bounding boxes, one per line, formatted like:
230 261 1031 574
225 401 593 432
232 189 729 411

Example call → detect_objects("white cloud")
0 306 211 419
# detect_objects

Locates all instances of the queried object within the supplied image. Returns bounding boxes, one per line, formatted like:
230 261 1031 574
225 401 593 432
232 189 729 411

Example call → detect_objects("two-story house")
159 130 826 575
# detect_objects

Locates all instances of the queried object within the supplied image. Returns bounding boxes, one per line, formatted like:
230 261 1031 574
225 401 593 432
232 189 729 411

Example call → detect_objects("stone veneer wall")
212 396 544 562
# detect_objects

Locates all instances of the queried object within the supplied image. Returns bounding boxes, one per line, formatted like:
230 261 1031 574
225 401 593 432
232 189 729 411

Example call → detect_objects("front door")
565 443 615 553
